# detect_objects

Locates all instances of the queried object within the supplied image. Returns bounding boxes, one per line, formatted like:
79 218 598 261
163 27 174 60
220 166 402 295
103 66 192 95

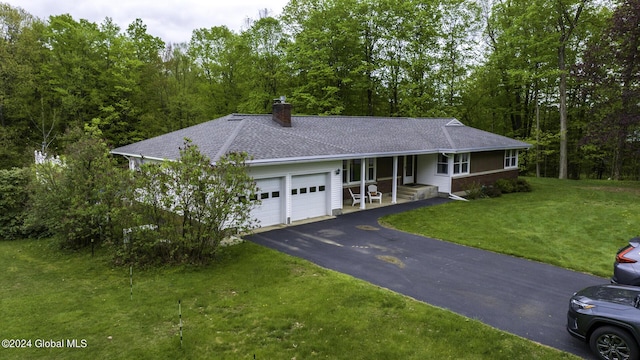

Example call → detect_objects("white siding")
291 173 328 221
248 161 342 226
252 178 284 227
417 154 451 194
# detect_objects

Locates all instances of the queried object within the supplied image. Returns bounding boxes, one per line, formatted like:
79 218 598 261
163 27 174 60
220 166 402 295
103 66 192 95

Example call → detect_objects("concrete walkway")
247 198 604 359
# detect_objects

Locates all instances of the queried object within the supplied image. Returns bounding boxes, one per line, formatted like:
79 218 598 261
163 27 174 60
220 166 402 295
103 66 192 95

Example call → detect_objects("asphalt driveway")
247 198 606 359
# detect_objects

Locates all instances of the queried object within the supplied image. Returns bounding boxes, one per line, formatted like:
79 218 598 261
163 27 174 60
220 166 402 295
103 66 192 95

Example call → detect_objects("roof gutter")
246 145 531 166
111 145 531 166
109 151 169 163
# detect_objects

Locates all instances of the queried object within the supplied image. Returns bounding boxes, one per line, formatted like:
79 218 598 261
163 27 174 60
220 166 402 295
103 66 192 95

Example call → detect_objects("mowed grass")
381 177 640 278
0 238 577 359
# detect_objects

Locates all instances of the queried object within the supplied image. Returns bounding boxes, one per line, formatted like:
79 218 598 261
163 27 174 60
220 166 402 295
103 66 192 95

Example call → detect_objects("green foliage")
28 129 132 249
463 182 489 199
118 139 259 266
495 178 532 194
483 185 504 198
0 1 630 181
515 178 532 192
577 0 640 180
0 167 34 239
465 178 531 200
495 178 515 193
237 16 290 113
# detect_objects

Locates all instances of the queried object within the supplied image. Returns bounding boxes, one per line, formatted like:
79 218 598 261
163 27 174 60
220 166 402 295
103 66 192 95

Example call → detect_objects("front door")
403 155 416 184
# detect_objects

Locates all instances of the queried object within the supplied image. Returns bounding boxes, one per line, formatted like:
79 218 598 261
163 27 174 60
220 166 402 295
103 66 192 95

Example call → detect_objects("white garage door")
252 178 283 227
291 173 328 222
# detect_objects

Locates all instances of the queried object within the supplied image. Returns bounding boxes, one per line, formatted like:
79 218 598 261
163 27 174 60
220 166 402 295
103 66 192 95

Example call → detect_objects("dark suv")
612 238 640 286
567 284 640 360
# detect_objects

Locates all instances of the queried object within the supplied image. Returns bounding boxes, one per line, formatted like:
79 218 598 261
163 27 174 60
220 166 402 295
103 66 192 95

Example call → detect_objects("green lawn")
381 176 640 278
0 237 577 359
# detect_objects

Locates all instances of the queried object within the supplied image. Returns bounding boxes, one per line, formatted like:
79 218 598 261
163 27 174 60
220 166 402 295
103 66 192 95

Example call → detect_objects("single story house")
111 100 531 227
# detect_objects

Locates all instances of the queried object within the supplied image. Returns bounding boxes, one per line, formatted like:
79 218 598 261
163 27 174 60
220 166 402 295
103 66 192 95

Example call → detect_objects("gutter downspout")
448 193 468 201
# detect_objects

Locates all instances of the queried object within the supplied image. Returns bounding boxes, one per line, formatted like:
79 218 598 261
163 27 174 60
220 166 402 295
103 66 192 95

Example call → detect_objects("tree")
124 18 168 140
237 16 290 113
129 139 259 265
436 0 482 113
478 0 561 178
578 0 640 179
464 0 602 177
555 0 589 179
0 4 45 167
29 128 131 249
188 26 243 116
283 0 366 115
0 167 34 239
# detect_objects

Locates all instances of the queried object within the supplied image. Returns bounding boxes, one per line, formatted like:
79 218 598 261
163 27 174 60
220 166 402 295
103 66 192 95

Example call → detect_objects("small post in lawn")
178 300 183 347
129 265 133 300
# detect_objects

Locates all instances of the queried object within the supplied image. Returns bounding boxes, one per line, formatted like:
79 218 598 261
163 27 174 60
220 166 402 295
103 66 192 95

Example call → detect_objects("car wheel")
590 326 640 360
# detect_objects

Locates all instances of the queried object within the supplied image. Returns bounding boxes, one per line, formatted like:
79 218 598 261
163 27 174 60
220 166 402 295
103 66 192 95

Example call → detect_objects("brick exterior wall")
272 101 292 127
451 169 519 193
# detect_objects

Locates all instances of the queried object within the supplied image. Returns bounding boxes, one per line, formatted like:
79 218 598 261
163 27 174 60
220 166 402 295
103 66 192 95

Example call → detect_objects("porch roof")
111 114 531 164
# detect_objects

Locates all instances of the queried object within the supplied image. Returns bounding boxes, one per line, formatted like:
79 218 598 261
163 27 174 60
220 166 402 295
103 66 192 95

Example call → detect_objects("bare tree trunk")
535 86 541 178
555 0 586 179
558 45 568 179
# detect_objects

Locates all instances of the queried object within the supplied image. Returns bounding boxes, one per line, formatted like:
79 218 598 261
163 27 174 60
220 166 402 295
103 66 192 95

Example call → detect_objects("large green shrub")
113 139 260 266
465 178 532 200
0 167 31 240
495 178 516 193
29 129 133 249
495 178 532 194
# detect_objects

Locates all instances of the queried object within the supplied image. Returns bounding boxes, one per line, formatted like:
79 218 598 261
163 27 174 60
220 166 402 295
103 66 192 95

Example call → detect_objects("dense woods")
1 0 639 179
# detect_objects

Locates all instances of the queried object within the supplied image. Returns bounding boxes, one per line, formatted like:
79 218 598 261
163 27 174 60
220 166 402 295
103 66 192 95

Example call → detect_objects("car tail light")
617 245 638 263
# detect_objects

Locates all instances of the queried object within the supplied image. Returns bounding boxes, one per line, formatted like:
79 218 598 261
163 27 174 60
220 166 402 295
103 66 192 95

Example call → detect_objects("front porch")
341 184 439 214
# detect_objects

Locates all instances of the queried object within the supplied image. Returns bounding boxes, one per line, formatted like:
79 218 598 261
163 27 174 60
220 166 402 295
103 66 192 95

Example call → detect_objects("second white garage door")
291 173 328 222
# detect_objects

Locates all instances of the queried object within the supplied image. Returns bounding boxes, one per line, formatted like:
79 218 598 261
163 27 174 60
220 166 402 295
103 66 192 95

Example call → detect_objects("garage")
252 177 283 227
291 173 328 222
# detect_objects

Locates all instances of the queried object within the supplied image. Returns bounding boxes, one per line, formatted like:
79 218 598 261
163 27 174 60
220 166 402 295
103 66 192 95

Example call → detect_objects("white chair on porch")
348 188 364 206
367 185 382 204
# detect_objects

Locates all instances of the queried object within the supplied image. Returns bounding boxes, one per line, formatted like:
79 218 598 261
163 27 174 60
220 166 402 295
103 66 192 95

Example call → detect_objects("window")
505 149 518 168
453 153 469 174
367 158 375 180
437 154 449 174
342 159 376 184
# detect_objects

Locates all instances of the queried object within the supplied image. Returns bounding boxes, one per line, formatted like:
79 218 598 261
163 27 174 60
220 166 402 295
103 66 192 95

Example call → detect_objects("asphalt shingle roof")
110 114 531 164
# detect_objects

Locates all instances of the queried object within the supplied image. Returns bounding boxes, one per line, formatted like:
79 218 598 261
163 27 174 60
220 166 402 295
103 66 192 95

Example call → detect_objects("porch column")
392 156 398 204
360 157 366 209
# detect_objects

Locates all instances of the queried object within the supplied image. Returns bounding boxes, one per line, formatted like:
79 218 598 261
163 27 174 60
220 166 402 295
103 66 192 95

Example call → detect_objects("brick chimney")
272 96 292 127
